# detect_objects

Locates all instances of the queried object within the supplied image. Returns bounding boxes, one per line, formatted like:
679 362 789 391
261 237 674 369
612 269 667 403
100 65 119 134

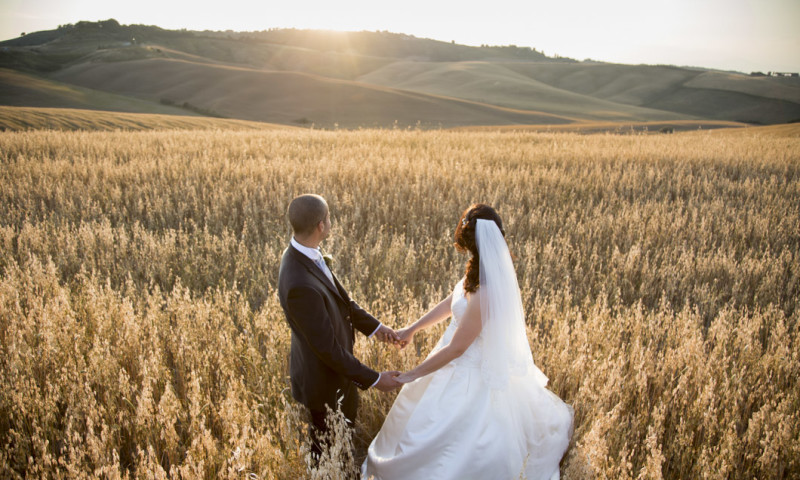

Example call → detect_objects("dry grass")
0 128 798 479
451 119 750 134
0 106 292 132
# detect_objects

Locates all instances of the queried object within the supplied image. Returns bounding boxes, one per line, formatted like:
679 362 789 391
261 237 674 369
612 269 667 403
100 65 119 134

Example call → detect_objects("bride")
362 204 573 480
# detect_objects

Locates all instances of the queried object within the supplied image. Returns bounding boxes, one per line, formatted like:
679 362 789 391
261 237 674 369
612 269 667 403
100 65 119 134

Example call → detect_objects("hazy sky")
2 0 798 73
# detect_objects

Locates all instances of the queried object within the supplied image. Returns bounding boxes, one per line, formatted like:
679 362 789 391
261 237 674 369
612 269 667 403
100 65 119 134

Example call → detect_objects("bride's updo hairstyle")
455 204 505 293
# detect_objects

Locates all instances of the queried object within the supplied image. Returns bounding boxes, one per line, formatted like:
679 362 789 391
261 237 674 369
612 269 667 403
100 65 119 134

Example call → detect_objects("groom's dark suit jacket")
278 244 381 414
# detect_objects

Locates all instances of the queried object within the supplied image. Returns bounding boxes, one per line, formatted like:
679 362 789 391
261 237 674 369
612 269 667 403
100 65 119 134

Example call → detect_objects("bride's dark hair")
455 204 505 293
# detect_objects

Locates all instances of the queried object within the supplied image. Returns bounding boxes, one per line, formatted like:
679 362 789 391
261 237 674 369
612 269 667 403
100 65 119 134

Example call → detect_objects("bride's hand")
395 327 415 349
395 372 416 384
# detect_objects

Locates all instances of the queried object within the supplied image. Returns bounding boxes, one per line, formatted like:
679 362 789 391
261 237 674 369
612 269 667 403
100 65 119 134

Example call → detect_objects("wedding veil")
476 219 548 391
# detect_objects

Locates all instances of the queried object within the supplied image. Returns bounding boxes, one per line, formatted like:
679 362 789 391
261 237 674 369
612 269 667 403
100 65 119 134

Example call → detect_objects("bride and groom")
277 194 573 479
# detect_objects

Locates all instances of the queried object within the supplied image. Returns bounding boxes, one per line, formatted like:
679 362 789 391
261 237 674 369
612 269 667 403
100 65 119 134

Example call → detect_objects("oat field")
0 128 798 479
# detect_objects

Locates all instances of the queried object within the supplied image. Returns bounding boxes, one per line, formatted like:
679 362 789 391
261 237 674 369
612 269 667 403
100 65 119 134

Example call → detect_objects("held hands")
375 371 403 391
372 325 419 389
376 324 416 349
372 322 419 390
374 324 401 345
394 326 415 349
374 371 417 390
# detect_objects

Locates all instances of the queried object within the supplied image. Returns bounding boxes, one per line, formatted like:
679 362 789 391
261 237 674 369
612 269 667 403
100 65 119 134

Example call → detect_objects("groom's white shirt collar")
290 236 382 342
291 237 324 261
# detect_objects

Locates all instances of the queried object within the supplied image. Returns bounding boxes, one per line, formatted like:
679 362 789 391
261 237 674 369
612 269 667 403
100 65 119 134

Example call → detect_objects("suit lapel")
331 272 351 303
289 245 346 302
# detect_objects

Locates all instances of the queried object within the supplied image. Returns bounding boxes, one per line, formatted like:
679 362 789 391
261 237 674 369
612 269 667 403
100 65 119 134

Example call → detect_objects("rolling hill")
49 58 575 128
1 19 798 129
500 63 800 124
0 68 195 115
357 61 692 122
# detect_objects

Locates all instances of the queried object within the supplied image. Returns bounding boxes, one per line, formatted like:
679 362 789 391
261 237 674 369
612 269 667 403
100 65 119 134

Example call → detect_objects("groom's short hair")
288 194 328 236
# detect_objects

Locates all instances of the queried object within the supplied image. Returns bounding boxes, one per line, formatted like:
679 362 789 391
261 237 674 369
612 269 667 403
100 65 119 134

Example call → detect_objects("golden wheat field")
0 127 798 479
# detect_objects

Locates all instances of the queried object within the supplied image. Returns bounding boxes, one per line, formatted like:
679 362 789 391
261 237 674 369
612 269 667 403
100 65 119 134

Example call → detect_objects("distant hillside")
502 63 800 125
0 105 290 131
358 61 691 122
0 68 195 115
49 58 574 128
0 20 563 77
225 29 555 63
1 19 798 128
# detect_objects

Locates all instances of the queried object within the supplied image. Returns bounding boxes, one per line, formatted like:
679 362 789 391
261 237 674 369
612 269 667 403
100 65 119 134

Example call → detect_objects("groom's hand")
374 371 403 391
375 325 401 345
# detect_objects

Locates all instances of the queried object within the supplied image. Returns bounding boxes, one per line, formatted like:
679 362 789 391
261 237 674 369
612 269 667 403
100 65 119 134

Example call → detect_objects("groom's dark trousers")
278 244 380 458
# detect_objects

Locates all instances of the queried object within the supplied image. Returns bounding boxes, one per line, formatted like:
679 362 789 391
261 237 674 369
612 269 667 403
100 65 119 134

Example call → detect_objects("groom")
278 194 402 459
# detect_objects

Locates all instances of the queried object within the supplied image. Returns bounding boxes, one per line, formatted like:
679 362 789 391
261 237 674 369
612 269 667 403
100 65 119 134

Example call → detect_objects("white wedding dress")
362 278 574 480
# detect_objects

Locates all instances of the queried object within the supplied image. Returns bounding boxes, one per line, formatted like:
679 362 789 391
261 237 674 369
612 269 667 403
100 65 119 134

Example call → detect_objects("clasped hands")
374 324 414 348
373 324 416 391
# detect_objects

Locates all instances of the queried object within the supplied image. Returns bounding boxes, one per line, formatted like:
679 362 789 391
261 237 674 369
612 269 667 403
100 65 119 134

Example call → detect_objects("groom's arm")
351 302 401 344
349 300 381 337
286 286 380 389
